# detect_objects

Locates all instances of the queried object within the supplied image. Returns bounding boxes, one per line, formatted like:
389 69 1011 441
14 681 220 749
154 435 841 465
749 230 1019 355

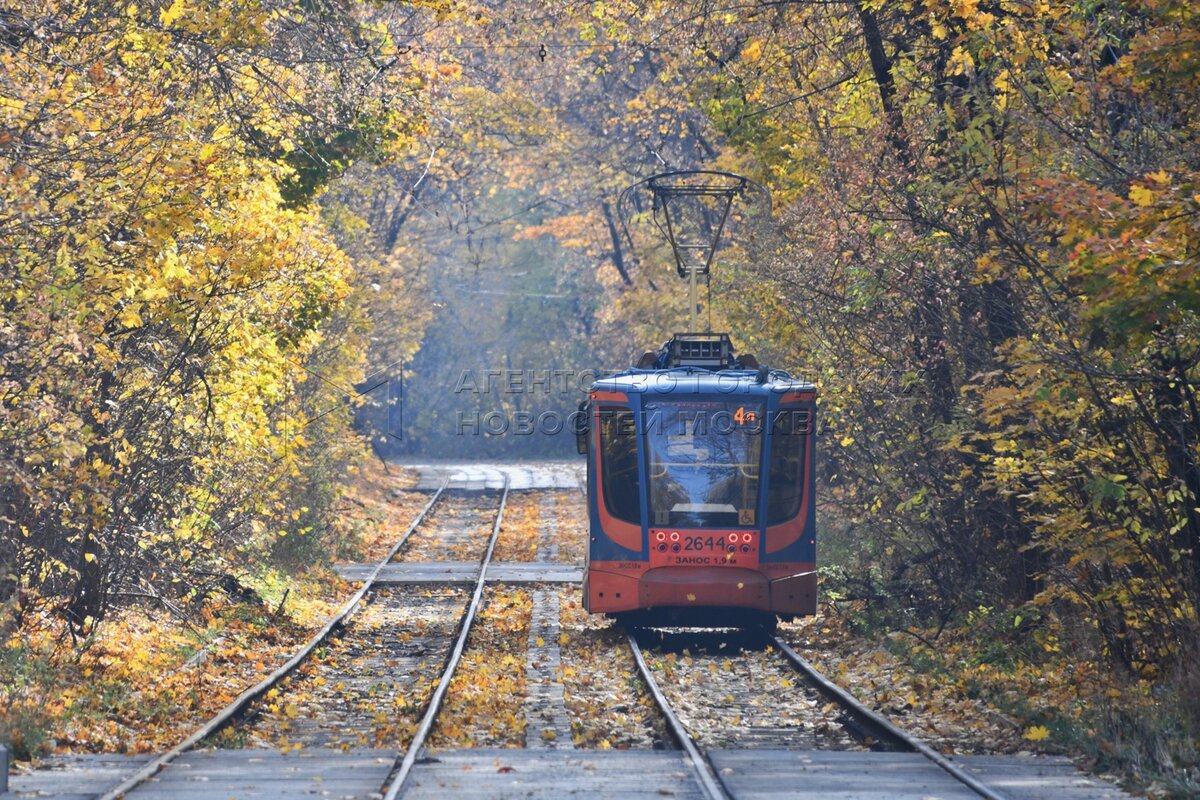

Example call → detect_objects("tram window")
767 408 810 525
599 407 641 524
644 401 763 529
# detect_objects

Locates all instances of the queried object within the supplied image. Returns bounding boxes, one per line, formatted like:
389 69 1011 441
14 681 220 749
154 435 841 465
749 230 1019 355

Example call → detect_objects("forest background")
2 0 1198 793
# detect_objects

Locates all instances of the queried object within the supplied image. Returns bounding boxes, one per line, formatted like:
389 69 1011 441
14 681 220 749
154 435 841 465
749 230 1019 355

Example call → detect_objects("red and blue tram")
579 334 816 630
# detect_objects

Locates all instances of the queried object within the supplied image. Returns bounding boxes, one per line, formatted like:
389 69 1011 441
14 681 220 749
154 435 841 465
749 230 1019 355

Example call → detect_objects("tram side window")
599 407 641 524
767 408 810 525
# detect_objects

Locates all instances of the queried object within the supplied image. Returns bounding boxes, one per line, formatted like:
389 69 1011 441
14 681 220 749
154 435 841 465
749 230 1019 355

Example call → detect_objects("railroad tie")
524 496 574 749
538 494 561 563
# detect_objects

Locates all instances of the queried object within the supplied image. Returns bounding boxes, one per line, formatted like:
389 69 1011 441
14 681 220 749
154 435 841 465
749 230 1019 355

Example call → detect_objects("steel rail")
627 632 729 800
772 635 1010 800
98 477 452 800
380 474 511 800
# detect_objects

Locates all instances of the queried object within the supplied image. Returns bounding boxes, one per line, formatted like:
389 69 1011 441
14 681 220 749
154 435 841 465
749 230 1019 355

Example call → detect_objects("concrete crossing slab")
4 748 1132 799
708 749 1129 799
333 561 583 585
6 754 151 800
402 748 705 799
394 461 584 491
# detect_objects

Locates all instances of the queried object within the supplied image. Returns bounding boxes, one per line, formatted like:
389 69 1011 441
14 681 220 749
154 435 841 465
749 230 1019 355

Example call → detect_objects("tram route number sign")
649 529 759 568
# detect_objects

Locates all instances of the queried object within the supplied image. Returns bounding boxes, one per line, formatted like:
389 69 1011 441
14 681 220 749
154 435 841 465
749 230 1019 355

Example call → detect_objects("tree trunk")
1155 351 1200 595
601 200 634 286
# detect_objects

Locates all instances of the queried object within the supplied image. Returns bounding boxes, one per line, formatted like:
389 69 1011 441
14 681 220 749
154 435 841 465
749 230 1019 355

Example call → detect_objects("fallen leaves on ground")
493 494 542 562
781 614 1028 755
430 587 532 747
547 491 587 564
393 492 499 562
806 609 1197 797
3 462 427 760
494 490 587 564
10 597 321 756
340 463 428 563
644 638 861 750
225 586 466 751
559 592 670 749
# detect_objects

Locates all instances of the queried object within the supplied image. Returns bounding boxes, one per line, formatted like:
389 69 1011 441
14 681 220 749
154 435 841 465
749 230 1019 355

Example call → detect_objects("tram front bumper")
640 567 771 610
586 565 817 616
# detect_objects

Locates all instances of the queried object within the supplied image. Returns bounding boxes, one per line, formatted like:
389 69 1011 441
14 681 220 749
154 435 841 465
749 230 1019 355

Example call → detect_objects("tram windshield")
644 400 763 528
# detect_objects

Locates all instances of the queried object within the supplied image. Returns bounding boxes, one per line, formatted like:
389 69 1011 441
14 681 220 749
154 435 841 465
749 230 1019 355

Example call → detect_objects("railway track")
379 476 509 799
97 476 513 800
628 628 1011 800
11 463 1126 800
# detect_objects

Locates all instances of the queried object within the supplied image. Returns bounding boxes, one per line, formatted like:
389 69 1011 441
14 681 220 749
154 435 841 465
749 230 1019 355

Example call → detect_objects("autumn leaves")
1 0 429 634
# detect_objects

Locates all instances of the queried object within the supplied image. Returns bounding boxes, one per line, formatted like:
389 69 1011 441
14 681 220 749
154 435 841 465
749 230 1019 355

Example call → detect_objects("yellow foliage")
1 0 428 639
1023 725 1051 742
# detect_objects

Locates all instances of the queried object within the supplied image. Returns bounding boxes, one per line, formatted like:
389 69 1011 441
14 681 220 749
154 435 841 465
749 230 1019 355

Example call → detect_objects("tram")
578 332 816 631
